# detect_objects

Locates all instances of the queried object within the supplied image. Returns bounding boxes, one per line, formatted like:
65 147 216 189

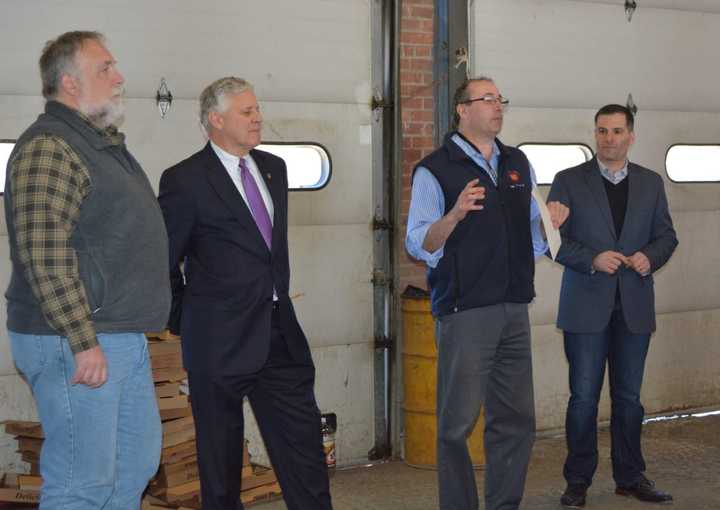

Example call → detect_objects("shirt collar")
210 140 240 166
597 157 628 184
210 140 256 169
450 133 500 170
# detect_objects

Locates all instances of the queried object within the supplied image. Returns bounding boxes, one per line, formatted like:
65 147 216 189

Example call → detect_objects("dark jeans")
563 306 650 488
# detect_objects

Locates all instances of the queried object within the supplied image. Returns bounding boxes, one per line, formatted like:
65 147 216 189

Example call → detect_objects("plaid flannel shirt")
10 118 124 353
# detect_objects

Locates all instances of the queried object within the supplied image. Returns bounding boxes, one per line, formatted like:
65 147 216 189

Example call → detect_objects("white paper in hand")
532 187 562 260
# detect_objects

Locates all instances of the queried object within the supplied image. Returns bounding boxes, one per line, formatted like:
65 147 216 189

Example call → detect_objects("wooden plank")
150 352 183 370
240 480 282 505
15 438 42 455
241 466 277 492
161 416 194 436
160 455 197 476
16 475 41 490
148 340 182 357
160 440 196 465
157 395 188 411
159 406 193 422
165 479 200 503
146 330 181 341
152 367 187 383
155 459 199 488
0 474 40 504
242 440 250 466
20 452 38 464
163 427 195 449
1 422 43 439
0 487 40 504
155 382 181 399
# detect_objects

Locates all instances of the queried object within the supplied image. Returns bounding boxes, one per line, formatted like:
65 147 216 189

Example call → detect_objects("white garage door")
470 0 720 429
0 0 379 469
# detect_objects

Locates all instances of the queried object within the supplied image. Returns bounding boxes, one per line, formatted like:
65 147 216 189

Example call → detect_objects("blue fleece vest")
417 133 535 316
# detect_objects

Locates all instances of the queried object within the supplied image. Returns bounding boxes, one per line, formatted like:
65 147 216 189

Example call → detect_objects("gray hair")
39 31 104 99
199 77 253 131
452 76 495 129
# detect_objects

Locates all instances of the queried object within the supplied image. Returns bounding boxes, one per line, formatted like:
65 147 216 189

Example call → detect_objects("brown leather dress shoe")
561 483 587 508
615 474 673 503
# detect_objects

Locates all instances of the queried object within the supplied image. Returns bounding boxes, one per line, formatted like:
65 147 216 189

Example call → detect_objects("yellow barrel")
402 295 485 469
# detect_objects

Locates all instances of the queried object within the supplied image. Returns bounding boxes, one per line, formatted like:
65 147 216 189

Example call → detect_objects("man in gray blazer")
548 104 678 508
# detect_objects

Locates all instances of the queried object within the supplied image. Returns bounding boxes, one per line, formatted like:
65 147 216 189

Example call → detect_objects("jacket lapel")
583 158 617 240
202 143 269 250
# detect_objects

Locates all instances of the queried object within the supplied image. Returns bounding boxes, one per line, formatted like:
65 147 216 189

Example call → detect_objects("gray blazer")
548 158 678 334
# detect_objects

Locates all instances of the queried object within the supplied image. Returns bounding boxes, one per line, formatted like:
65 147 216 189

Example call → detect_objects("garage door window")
518 143 593 185
258 143 332 191
0 140 15 194
666 145 720 183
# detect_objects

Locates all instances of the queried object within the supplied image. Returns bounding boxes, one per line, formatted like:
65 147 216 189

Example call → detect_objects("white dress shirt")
210 141 278 299
210 141 274 224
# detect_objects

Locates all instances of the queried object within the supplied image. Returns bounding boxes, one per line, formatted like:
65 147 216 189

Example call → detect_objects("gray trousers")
436 303 536 510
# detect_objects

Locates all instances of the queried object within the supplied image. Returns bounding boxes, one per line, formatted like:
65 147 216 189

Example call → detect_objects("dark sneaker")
616 474 673 503
561 483 587 508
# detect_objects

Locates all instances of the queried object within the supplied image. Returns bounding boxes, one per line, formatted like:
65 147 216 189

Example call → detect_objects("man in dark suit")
158 77 332 510
549 104 678 508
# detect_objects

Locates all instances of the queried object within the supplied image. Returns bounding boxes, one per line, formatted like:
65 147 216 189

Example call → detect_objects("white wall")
472 0 720 430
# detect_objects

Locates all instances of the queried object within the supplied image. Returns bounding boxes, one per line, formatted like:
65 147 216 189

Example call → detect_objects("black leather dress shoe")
561 483 587 508
616 474 673 503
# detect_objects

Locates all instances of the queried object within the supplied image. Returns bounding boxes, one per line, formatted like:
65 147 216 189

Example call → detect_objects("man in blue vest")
4 32 170 509
406 77 568 510
549 105 677 507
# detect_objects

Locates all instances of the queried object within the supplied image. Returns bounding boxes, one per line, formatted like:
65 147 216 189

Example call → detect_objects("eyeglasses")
462 94 510 107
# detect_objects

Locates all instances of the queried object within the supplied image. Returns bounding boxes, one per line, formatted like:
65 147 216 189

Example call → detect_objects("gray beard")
80 99 125 130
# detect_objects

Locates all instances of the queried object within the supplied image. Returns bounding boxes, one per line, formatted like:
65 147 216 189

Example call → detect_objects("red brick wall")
397 0 435 293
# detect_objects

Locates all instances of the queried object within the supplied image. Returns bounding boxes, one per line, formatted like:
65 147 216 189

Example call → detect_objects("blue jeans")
562 307 650 488
9 331 161 510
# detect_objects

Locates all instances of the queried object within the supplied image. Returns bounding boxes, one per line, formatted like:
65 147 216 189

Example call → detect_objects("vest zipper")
453 252 460 312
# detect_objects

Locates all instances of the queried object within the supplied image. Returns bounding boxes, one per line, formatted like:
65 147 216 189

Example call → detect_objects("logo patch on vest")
507 169 525 189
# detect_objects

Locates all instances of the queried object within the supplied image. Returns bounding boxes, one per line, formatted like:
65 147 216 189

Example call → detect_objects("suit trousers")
435 303 536 510
188 309 332 510
563 303 650 487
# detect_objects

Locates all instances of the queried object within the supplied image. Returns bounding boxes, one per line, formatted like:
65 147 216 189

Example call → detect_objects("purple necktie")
239 158 272 249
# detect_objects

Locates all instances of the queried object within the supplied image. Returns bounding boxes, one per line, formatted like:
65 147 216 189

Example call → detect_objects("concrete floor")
259 413 720 510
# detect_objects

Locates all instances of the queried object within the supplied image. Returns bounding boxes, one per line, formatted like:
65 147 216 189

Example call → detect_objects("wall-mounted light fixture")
156 78 173 119
627 93 638 116
625 0 637 22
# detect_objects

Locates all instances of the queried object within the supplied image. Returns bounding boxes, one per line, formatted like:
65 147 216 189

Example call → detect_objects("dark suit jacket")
158 143 311 374
548 158 678 334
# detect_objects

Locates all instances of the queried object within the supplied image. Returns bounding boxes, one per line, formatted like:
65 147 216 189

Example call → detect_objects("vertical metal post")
369 0 396 461
435 0 469 141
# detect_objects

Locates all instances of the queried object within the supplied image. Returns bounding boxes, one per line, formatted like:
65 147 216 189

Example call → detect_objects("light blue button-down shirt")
597 157 629 184
406 134 548 268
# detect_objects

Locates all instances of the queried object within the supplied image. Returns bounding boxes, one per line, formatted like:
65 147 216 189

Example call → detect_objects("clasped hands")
592 250 651 276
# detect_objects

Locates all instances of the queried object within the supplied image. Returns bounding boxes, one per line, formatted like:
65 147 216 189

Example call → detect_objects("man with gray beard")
4 31 170 509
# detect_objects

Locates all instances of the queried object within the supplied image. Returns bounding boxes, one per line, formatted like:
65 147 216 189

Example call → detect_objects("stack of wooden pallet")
0 332 282 509
143 330 197 508
144 331 282 509
0 422 42 506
